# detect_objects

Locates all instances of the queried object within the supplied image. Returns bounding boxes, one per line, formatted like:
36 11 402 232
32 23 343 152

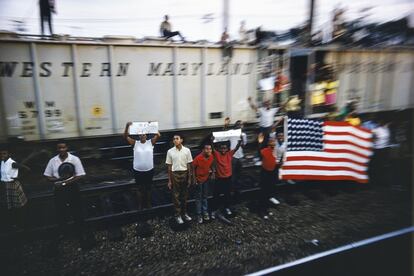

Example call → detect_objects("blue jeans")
195 180 209 215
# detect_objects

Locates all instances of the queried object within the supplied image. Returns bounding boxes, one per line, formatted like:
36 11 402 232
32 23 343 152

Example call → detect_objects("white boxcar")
0 38 257 141
1 36 413 142
324 49 414 113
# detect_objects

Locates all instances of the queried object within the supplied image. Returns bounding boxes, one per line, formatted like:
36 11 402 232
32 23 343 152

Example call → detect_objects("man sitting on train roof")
160 15 186 42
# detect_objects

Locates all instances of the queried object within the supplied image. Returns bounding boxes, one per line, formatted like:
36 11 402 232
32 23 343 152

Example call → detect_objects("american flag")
280 118 373 183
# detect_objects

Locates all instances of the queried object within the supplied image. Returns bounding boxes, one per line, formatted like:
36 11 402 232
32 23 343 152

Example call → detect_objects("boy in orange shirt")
192 144 215 224
211 136 242 218
259 137 280 219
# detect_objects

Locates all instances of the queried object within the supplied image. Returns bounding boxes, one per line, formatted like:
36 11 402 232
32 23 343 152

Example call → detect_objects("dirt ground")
2 182 412 276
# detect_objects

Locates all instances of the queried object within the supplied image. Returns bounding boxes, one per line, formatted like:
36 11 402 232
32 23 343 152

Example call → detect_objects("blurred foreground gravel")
2 184 411 276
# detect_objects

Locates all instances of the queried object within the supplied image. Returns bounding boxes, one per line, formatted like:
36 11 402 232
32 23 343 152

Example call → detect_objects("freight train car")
0 35 258 142
264 45 414 115
1 34 413 143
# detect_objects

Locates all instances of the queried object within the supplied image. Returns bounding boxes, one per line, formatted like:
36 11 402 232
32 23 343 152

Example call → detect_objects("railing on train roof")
2 31 413 51
0 31 257 49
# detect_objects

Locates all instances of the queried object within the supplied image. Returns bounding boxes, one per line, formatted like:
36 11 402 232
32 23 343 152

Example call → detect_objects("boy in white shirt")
166 134 194 224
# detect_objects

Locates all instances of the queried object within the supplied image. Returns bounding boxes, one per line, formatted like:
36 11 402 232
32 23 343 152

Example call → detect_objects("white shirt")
133 140 154 172
372 126 390 149
1 158 18 182
258 107 279 127
44 153 86 179
165 146 193 172
230 132 247 159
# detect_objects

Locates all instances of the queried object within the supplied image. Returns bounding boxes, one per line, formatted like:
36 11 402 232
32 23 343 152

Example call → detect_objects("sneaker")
182 213 192 222
197 216 203 224
175 216 184 225
263 215 269 220
253 157 260 162
269 197 280 205
225 208 232 216
254 161 262 166
287 180 296 184
203 213 210 221
210 211 217 220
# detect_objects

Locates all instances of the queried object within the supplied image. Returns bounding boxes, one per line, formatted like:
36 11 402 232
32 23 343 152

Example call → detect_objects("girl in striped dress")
0 146 28 229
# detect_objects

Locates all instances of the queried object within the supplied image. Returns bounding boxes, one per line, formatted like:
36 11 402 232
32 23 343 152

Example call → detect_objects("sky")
0 0 412 41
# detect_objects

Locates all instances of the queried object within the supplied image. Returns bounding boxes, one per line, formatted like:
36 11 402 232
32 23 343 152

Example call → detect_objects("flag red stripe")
285 156 367 167
281 165 367 175
280 174 368 183
324 140 372 151
324 131 373 142
324 121 372 134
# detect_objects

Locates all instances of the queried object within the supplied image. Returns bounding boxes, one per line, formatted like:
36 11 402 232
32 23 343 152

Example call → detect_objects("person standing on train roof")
43 140 88 247
124 122 161 210
39 0 56 36
211 135 242 219
166 134 194 225
160 15 185 42
0 145 29 230
192 144 215 224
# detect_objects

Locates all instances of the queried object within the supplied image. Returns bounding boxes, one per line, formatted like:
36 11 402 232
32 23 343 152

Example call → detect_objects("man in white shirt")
229 120 247 196
370 119 391 186
248 97 283 163
44 140 86 242
166 134 194 224
239 20 248 43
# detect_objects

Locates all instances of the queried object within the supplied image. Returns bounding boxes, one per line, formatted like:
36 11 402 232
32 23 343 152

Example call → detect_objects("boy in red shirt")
192 144 215 224
212 137 242 218
259 137 279 219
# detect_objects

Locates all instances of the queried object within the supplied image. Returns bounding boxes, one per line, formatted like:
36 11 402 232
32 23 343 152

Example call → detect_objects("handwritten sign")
258 76 275 91
129 122 159 134
213 129 241 142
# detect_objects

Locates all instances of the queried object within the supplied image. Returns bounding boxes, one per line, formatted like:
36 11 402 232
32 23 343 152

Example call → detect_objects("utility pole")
308 0 315 45
223 0 229 31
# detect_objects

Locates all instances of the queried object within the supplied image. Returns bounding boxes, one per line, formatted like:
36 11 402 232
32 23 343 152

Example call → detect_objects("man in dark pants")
211 137 241 219
44 140 89 249
160 15 185 41
258 137 279 219
39 0 56 36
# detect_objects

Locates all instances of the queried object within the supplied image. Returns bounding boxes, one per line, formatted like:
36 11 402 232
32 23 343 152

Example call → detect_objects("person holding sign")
211 134 242 219
165 134 193 225
124 122 161 210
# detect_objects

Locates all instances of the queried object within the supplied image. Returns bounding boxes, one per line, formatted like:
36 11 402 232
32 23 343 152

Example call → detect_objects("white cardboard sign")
213 129 241 142
129 122 159 134
258 76 275 91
